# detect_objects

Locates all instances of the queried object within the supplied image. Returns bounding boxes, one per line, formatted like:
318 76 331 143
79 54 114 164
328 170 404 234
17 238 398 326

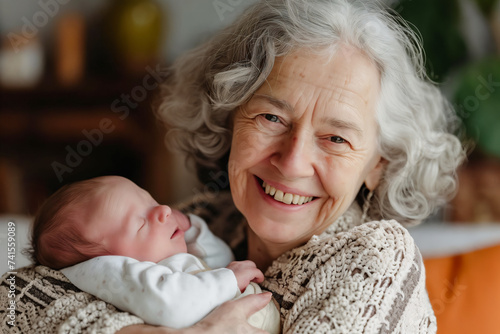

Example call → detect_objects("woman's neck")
246 226 297 271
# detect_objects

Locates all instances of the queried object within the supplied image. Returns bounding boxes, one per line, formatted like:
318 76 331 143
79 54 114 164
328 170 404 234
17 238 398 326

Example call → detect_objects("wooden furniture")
0 76 172 214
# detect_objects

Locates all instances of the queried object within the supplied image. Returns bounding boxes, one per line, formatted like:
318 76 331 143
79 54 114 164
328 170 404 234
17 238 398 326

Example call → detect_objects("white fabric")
238 282 281 334
62 214 238 328
184 214 234 268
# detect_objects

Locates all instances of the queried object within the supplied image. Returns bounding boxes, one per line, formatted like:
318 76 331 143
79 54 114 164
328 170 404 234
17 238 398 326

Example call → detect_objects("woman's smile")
254 176 317 209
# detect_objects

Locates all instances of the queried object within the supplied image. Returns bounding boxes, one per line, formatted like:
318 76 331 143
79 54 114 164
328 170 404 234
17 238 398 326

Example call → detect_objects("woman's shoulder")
264 217 433 333
264 213 422 307
320 202 417 253
338 219 416 251
315 218 420 276
1 265 143 332
279 217 419 276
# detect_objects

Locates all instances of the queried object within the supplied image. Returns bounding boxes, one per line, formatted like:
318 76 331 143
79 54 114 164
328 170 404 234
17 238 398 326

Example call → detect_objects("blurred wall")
0 0 258 62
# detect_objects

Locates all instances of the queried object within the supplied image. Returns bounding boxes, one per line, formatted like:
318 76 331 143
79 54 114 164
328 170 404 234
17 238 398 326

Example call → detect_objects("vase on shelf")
103 0 165 75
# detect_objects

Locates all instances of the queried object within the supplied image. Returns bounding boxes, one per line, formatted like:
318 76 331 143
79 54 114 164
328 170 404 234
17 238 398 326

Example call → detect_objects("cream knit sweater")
261 206 436 333
0 192 436 333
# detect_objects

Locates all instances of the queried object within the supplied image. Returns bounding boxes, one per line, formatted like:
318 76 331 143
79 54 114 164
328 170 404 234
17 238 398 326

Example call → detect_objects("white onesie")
61 214 280 333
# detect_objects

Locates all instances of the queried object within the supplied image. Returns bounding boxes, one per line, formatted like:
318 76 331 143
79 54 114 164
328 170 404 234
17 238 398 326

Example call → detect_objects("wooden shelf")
0 76 166 214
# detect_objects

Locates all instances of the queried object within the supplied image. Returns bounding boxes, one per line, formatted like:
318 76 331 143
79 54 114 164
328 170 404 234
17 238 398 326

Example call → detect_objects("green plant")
453 58 500 158
396 0 468 81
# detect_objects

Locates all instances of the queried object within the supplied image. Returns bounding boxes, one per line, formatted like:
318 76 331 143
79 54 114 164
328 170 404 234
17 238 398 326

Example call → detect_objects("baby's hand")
226 260 264 292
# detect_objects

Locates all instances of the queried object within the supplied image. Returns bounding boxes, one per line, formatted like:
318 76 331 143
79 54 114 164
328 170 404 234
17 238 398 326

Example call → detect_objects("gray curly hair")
156 0 465 225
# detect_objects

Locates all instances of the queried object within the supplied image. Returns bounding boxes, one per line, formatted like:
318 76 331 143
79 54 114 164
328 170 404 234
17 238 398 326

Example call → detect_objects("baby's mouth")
260 179 315 205
171 228 182 239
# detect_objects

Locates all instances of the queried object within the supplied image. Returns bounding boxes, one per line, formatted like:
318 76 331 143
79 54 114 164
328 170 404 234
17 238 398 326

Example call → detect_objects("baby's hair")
26 177 110 269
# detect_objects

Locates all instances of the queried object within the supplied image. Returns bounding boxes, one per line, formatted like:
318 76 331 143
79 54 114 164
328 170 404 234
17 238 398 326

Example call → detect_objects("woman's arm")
263 220 436 333
117 293 273 334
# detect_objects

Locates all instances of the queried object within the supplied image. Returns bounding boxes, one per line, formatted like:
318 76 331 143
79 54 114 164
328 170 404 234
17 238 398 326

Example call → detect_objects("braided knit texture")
0 265 143 333
261 209 436 333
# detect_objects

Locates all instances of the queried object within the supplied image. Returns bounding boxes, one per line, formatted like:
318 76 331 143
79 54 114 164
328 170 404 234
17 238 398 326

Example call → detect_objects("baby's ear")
364 157 386 191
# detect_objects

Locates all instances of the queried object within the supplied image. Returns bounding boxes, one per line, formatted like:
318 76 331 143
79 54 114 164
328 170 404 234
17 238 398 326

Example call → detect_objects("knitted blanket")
1 191 436 333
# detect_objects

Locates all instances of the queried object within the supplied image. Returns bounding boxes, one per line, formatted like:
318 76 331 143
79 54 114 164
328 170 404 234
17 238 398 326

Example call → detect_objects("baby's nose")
151 205 172 224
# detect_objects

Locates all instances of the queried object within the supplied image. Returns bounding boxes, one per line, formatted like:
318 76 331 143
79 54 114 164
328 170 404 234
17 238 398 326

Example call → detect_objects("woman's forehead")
266 48 379 96
252 48 380 126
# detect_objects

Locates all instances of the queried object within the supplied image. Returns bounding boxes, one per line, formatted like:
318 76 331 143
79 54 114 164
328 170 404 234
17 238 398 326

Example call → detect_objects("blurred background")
1 1 500 332
0 0 499 221
0 0 259 214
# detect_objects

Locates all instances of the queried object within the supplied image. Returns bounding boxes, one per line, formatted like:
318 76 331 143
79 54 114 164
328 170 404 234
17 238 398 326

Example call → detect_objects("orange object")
56 13 85 85
424 244 500 334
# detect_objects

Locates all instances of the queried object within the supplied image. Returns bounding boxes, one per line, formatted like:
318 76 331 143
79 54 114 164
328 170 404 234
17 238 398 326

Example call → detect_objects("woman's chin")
249 220 309 247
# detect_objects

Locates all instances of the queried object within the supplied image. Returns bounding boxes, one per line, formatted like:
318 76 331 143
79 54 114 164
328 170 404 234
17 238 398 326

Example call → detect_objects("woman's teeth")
262 181 313 205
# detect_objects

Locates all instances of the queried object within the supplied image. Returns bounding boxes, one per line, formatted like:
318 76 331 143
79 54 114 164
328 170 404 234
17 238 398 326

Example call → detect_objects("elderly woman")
1 0 464 333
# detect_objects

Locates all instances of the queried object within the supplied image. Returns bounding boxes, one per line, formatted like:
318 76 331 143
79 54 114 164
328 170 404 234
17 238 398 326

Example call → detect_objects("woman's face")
228 47 384 251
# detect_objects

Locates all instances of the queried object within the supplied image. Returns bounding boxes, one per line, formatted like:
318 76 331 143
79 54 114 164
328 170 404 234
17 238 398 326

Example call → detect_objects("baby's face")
80 176 190 262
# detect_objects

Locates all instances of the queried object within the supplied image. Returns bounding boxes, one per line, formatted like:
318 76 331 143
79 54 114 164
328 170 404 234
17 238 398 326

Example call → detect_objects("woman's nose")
149 205 172 224
270 133 315 179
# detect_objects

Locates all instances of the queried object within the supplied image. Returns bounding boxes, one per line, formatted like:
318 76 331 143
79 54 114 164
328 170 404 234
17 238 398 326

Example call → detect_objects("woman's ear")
364 157 386 191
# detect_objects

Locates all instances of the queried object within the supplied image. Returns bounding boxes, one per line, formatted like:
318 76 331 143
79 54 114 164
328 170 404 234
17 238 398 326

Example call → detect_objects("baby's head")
29 176 191 269
28 177 107 269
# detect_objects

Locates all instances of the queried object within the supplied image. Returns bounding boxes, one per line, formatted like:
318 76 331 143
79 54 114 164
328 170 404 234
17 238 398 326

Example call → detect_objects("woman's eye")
263 114 280 123
255 112 287 135
329 136 346 144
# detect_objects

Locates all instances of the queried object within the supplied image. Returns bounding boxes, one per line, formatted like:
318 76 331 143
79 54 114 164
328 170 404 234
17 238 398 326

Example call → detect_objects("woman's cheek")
229 124 257 180
231 124 271 169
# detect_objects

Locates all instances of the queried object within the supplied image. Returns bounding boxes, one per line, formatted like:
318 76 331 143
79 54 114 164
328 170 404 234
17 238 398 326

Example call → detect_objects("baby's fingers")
251 269 265 283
